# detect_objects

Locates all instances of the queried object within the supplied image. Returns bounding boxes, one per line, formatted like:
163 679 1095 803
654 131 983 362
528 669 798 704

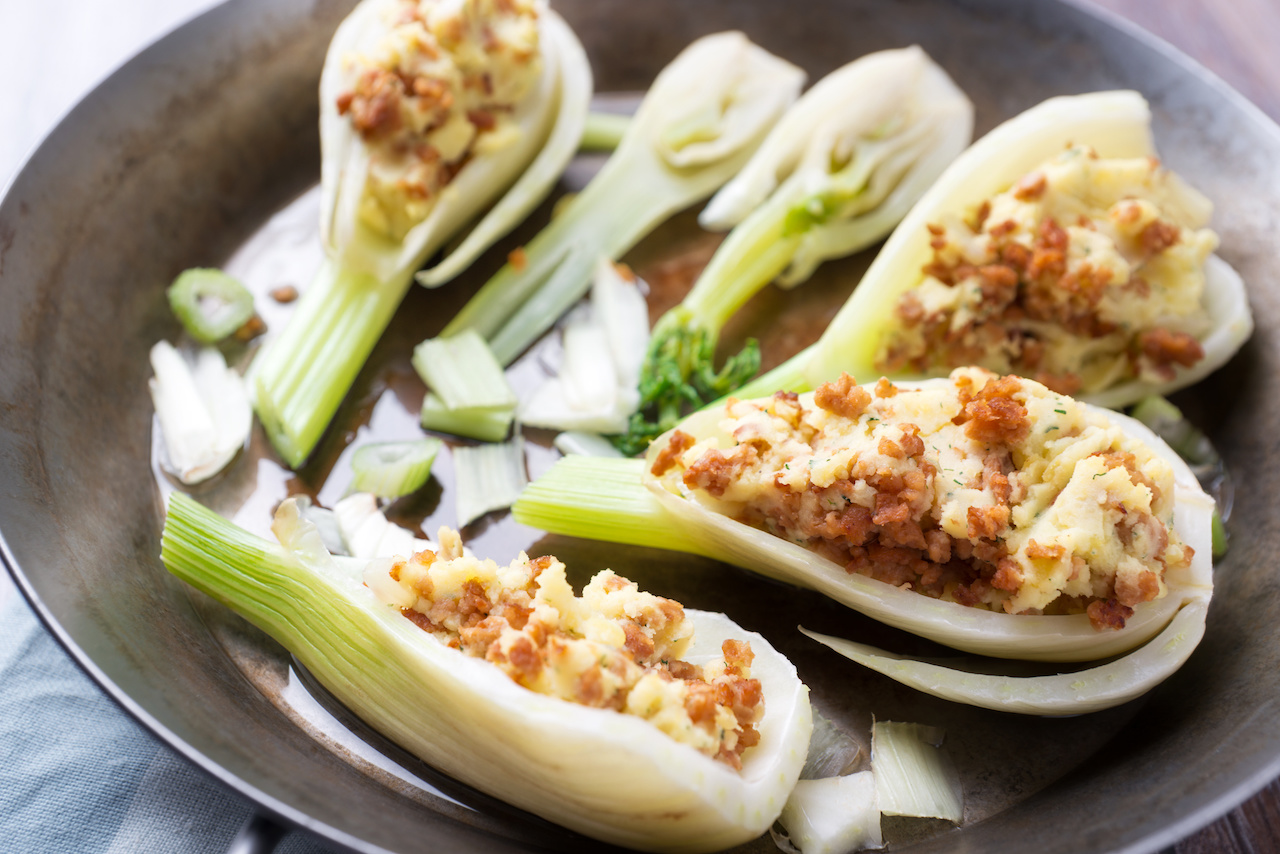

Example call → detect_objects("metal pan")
3 0 1280 851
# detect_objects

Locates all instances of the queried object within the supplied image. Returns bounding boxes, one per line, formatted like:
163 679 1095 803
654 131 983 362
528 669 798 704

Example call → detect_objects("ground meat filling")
876 146 1219 395
372 534 765 768
653 368 1194 630
335 0 543 239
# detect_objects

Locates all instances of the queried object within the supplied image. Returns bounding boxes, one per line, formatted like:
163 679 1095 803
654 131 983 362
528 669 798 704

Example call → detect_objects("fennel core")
438 31 806 370
617 46 974 454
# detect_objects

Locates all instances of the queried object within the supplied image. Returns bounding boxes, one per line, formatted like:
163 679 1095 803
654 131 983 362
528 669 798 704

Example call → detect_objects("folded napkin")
0 595 339 854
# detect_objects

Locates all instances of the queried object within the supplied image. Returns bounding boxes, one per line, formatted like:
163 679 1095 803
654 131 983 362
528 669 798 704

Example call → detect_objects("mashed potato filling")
876 146 1218 395
336 0 543 239
652 368 1194 630
365 529 764 768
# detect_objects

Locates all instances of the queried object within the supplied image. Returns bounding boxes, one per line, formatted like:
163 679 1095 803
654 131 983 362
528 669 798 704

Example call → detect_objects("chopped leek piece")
871 722 961 822
775 772 882 854
439 31 805 366
420 393 515 443
579 111 632 151
413 329 517 412
553 430 625 458
148 341 251 484
800 711 863 780
624 47 972 451
454 437 528 527
333 492 433 560
349 439 441 499
167 268 256 344
293 496 347 556
160 493 814 851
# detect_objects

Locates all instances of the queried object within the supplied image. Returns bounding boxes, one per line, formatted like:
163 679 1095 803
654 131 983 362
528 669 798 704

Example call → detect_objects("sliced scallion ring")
349 438 442 499
167 268 256 344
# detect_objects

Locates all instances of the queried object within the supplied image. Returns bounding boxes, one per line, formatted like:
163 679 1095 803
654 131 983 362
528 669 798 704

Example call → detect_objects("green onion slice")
420 393 514 443
349 439 442 499
167 268 255 344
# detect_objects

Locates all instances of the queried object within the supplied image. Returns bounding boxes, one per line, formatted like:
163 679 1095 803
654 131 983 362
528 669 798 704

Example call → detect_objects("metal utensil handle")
226 811 286 854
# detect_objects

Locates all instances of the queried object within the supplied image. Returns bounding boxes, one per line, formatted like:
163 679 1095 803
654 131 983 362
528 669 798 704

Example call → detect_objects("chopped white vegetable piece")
517 259 649 433
776 772 883 854
801 711 863 780
454 437 529 527
349 438 441 499
332 493 434 561
553 430 624 458
148 341 250 485
413 329 517 412
420 393 515 443
871 721 962 822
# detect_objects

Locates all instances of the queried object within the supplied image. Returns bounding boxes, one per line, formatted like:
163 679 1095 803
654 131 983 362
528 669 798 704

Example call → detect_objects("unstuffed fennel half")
515 377 1213 715
733 90 1253 410
439 30 806 366
252 0 591 468
623 47 973 453
162 494 814 851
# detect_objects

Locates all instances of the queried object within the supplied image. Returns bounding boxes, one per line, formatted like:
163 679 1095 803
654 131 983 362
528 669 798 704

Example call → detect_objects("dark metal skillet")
3 0 1280 851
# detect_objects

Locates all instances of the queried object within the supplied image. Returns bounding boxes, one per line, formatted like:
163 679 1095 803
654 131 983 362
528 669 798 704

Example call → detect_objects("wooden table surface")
1075 4 1280 852
1 1 1279 852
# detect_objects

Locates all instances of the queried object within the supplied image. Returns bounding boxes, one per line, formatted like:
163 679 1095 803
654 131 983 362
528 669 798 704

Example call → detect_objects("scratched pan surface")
2 0 1279 851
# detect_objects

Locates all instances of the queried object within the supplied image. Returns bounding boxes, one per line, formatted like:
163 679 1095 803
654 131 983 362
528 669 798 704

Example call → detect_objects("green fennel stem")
579 112 631 151
253 259 415 468
512 456 709 556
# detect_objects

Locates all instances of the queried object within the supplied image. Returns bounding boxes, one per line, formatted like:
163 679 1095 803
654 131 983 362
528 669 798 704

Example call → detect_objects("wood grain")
1079 3 1280 851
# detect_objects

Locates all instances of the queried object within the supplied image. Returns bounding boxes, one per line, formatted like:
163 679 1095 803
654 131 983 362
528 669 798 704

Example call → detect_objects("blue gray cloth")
0 595 340 854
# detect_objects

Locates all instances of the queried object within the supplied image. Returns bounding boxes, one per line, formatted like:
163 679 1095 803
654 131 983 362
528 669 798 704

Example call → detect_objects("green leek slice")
167 268 255 344
349 439 441 499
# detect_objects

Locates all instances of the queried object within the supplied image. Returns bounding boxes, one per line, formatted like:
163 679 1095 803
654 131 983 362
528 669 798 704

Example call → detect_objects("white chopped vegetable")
871 722 962 822
413 330 517 413
454 437 529 527
775 772 883 854
332 492 434 561
800 711 863 780
518 259 649 433
349 438 441 499
148 341 251 485
553 430 625 458
163 494 814 850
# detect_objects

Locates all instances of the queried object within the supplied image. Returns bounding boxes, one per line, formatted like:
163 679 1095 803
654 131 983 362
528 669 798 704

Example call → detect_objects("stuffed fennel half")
624 46 973 453
734 91 1252 410
162 494 813 851
439 31 806 366
515 370 1213 714
252 0 591 468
